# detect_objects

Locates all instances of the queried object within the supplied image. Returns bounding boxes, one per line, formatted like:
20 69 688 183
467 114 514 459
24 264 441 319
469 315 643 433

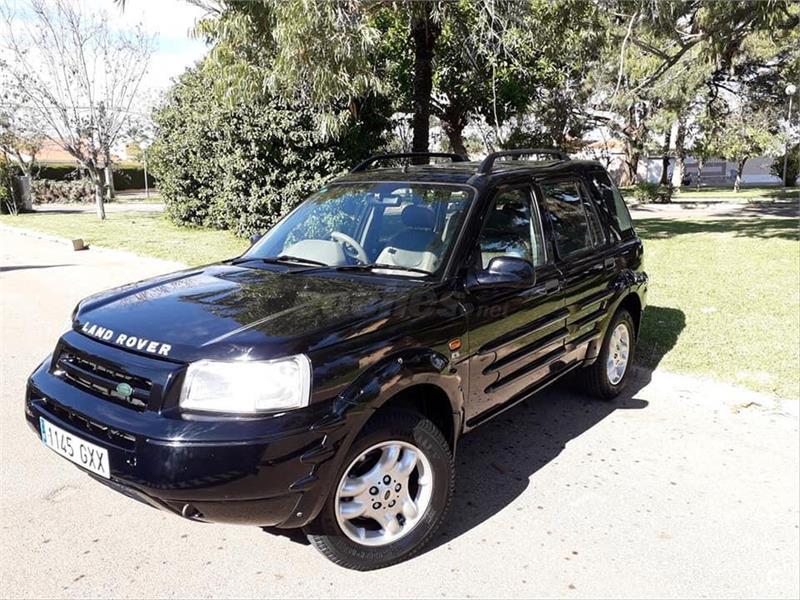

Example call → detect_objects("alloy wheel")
334 440 434 547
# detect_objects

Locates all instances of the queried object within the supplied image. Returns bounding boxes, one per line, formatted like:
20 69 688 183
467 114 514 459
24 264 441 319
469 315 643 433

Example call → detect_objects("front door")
464 185 568 426
538 177 616 366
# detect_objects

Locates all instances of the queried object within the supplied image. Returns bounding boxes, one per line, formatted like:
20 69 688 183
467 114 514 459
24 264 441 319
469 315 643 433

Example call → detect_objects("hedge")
112 165 157 191
35 162 155 191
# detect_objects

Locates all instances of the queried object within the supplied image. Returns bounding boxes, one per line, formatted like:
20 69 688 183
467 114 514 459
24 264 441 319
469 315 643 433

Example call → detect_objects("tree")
429 0 605 153
196 0 608 157
196 0 436 150
588 0 798 185
0 0 154 219
0 88 44 178
687 112 716 189
0 125 42 179
707 104 777 192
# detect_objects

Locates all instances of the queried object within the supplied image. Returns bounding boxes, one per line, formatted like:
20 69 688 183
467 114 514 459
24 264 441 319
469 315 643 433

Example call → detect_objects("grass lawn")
621 184 799 202
0 211 248 265
636 217 800 400
2 209 798 399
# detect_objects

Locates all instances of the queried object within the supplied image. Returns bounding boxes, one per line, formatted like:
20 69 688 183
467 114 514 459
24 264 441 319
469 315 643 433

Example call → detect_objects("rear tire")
306 409 454 570
582 309 636 400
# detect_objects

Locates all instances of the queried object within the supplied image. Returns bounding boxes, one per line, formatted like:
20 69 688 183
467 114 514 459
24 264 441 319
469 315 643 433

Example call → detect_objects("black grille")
41 398 136 450
54 350 151 411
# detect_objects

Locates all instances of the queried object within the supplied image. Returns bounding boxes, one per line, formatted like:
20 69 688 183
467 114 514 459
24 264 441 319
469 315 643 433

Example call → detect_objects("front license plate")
40 418 110 479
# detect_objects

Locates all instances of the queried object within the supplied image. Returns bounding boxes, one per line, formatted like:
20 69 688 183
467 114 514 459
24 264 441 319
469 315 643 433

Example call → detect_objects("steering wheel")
331 231 369 264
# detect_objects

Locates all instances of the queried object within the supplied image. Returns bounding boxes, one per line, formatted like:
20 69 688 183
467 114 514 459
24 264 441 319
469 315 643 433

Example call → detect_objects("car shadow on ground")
424 368 651 553
637 305 686 371
262 369 655 552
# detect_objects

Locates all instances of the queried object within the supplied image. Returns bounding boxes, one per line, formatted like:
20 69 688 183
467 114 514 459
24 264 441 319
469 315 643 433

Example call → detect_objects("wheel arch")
618 291 643 338
584 288 645 363
334 349 464 453
374 383 460 451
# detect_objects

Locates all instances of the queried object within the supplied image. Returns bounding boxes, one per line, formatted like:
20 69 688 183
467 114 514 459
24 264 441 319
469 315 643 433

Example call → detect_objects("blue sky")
5 0 210 92
89 0 210 91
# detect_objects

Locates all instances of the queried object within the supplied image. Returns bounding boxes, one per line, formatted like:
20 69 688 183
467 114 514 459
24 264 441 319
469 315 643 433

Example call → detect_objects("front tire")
582 308 636 400
306 409 454 570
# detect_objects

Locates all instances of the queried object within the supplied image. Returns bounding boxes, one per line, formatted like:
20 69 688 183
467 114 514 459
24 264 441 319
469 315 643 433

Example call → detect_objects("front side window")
587 170 634 238
246 183 474 276
541 180 604 259
477 187 545 269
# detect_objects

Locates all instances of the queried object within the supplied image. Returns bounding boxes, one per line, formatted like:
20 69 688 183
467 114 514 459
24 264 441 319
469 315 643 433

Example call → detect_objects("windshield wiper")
230 255 328 267
332 263 433 276
271 254 329 266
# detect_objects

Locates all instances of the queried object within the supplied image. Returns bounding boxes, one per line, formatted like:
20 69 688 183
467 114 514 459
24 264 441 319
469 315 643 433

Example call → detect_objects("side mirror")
249 233 262 246
466 256 535 291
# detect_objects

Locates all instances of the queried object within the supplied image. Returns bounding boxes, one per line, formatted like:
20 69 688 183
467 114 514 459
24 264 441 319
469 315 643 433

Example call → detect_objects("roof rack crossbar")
477 148 569 175
351 152 468 173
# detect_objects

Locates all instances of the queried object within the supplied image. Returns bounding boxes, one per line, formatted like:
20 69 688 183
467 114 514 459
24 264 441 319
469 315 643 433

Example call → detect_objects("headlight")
179 355 312 414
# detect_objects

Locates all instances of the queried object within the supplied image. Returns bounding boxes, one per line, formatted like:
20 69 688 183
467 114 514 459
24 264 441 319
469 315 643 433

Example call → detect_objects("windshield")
245 182 474 277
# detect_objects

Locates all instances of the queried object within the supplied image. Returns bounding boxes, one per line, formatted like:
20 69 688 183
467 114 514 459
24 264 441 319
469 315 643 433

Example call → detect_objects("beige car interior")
375 204 442 273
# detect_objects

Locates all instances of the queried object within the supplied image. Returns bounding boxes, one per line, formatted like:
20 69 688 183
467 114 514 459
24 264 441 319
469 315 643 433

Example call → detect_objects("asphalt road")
1 228 798 599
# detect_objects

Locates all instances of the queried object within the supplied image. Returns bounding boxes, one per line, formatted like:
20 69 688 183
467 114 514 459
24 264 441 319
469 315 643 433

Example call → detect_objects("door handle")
604 258 615 269
543 278 560 293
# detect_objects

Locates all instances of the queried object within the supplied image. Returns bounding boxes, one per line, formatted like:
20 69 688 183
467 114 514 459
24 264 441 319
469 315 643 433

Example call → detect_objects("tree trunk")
659 129 670 185
104 144 115 201
619 140 640 186
733 158 747 193
410 5 440 160
442 119 467 156
696 157 704 190
9 148 34 178
671 117 686 191
104 164 115 201
90 169 106 219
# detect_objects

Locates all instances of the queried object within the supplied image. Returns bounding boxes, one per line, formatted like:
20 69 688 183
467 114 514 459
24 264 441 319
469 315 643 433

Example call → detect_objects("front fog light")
179 355 311 414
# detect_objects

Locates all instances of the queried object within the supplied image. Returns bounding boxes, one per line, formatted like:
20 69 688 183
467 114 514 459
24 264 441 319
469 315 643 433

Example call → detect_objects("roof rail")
351 152 468 173
477 148 569 175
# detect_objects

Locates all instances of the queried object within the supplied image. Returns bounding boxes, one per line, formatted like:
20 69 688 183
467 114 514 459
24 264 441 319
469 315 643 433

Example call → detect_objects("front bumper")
25 349 355 529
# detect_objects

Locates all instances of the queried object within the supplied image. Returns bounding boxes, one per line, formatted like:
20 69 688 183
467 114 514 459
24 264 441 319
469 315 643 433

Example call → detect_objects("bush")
150 66 390 238
0 157 19 214
31 179 94 204
770 144 799 186
634 181 673 203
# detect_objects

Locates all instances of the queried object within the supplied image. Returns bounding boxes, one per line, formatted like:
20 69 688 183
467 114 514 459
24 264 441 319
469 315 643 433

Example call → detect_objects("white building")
576 139 781 186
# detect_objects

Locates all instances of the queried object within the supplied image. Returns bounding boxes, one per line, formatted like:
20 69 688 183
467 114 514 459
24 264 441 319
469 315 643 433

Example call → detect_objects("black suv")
26 149 647 570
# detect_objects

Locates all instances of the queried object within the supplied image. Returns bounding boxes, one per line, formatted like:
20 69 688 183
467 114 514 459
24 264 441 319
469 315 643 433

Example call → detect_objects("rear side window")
587 170 634 237
540 180 604 259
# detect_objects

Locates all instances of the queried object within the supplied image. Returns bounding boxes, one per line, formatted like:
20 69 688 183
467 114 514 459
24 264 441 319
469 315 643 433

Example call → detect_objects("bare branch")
0 0 155 217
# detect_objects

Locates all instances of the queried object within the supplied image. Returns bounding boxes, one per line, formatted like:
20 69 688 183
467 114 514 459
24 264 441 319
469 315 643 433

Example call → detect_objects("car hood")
73 263 429 362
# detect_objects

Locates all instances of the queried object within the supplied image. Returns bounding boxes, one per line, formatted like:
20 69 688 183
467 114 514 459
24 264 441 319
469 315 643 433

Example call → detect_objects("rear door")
538 177 616 367
464 184 567 425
